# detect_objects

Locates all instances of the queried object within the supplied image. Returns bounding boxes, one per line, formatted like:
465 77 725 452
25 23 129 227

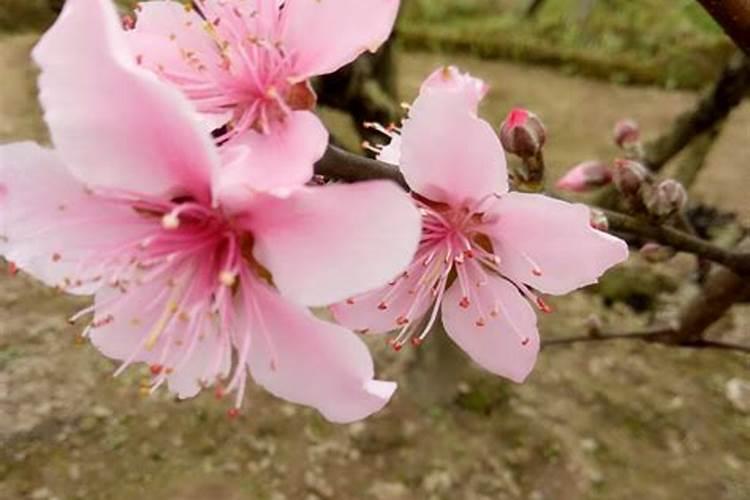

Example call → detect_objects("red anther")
522 337 530 346
7 262 18 276
475 318 486 327
52 253 62 262
463 249 475 259
377 302 388 311
215 386 225 400
411 337 423 347
227 407 240 419
532 269 542 277
389 339 403 352
536 298 553 314
122 14 136 30
149 364 164 376
346 298 355 305
459 296 470 309
396 316 409 326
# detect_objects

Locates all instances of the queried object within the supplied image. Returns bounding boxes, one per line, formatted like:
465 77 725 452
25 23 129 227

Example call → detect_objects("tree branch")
696 0 750 56
601 209 750 274
644 52 750 172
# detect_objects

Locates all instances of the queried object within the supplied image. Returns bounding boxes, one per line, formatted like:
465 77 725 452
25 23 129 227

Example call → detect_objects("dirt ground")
1 33 749 500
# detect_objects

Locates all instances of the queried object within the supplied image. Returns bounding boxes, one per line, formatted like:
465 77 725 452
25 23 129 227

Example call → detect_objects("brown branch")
602 209 750 274
644 52 750 172
696 0 750 56
315 145 407 189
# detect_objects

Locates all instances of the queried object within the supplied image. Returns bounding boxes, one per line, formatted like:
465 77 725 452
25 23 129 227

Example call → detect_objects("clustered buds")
613 159 650 198
499 108 546 159
642 179 688 219
556 160 612 193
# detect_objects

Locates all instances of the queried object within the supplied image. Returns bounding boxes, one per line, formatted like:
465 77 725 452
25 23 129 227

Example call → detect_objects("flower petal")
33 0 218 201
283 0 400 79
487 193 629 295
441 276 539 383
215 111 328 200
89 267 231 399
0 143 152 294
420 66 488 114
245 279 396 423
247 181 421 307
400 91 508 205
330 264 433 334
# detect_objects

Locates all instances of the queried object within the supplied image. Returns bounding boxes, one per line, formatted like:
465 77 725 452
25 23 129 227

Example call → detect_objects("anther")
219 270 237 287
346 298 355 305
162 212 180 230
536 298 553 313
475 318 486 327
7 262 18 276
521 337 531 346
411 337 423 347
377 302 388 311
459 296 470 309
396 316 409 326
227 407 240 419
149 364 164 376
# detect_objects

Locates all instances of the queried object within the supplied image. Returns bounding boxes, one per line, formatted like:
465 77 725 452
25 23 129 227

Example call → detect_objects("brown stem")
696 0 750 56
315 145 407 188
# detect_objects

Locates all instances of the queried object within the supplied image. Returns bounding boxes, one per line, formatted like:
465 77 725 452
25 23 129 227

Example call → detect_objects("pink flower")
0 0 421 422
332 70 628 383
127 0 400 190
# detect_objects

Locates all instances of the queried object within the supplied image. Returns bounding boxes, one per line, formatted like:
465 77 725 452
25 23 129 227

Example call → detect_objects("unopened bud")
556 160 612 193
613 159 649 197
639 242 677 263
499 108 546 159
589 209 609 231
643 179 687 219
613 119 640 149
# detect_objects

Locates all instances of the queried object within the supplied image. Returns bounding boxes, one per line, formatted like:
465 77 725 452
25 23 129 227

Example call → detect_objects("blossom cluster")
0 0 627 422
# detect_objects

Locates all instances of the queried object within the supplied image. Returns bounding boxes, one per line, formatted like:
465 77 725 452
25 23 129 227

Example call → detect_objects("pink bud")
643 179 688 218
613 159 649 197
499 108 546 159
556 160 612 193
613 119 640 148
639 242 677 263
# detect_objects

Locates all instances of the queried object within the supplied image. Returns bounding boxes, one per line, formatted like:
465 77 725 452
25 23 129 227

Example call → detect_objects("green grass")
399 0 733 88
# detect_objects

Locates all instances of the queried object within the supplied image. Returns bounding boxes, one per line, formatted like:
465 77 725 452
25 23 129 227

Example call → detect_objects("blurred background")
1 1 749 499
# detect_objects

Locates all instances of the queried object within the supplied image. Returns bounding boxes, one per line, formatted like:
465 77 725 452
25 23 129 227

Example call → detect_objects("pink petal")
400 91 508 205
283 0 400 79
245 279 396 423
330 269 433 334
487 193 629 295
33 0 218 201
420 66 489 113
441 276 539 383
0 143 151 294
215 111 328 200
89 271 231 399
246 180 421 307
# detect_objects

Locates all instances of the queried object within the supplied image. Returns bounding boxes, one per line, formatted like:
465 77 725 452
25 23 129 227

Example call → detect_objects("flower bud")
499 108 546 159
556 160 612 193
639 242 677 263
613 159 649 197
589 209 609 231
642 179 688 219
613 119 640 149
